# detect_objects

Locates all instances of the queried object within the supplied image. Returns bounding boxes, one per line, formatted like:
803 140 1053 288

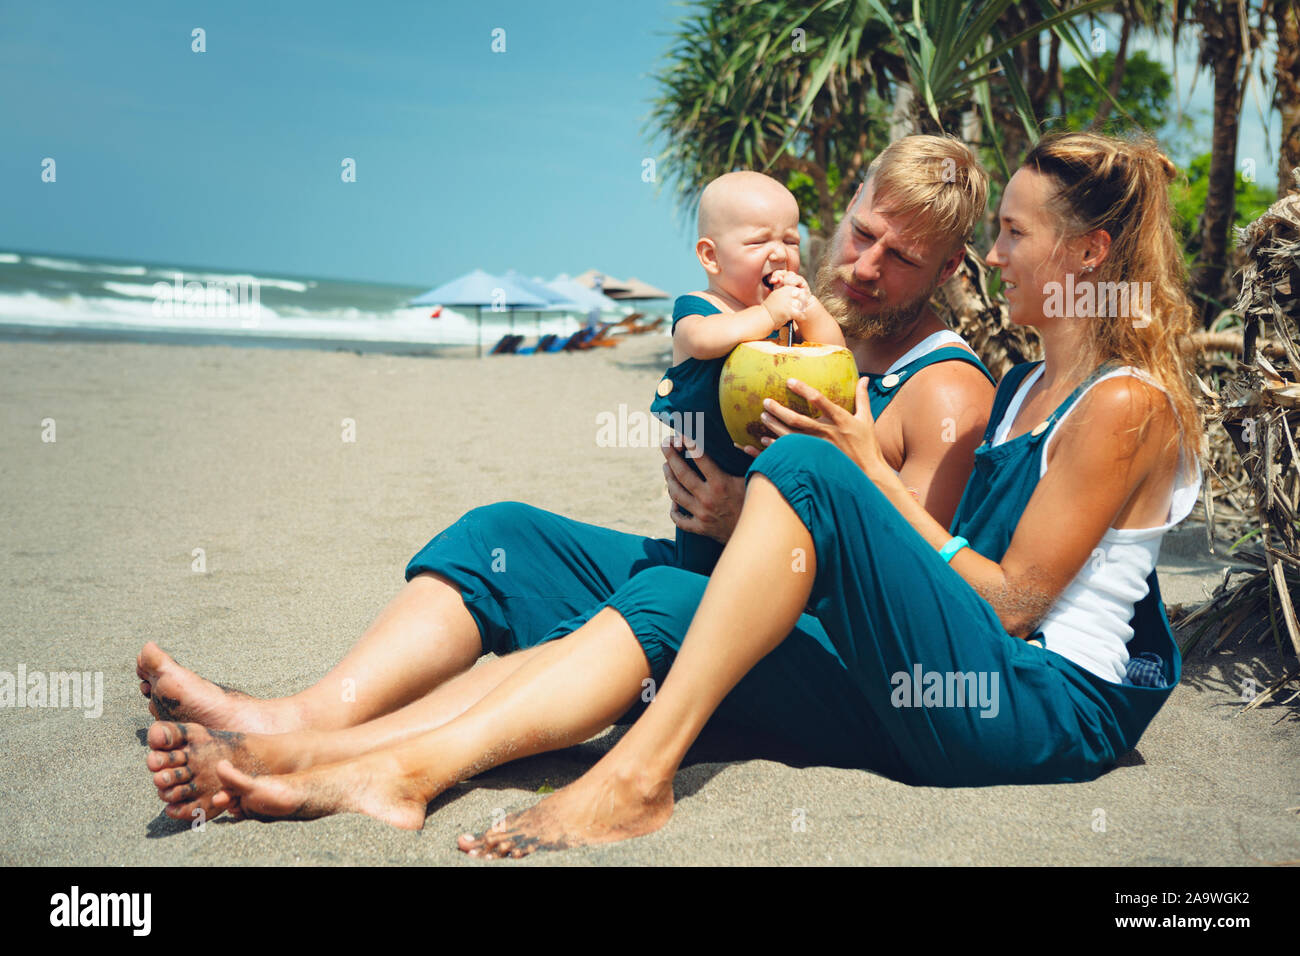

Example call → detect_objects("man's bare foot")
147 721 300 823
456 765 674 858
214 753 430 830
136 642 299 733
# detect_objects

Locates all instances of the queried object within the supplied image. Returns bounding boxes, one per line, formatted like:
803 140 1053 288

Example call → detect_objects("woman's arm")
762 374 1176 637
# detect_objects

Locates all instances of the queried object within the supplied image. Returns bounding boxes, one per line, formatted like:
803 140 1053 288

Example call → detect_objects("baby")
652 170 845 574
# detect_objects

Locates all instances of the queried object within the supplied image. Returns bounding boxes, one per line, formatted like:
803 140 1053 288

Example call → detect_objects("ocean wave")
0 290 575 345
0 253 21 265
172 270 314 293
101 281 171 299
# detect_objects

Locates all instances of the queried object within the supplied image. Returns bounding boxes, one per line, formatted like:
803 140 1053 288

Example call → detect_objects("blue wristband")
939 536 969 563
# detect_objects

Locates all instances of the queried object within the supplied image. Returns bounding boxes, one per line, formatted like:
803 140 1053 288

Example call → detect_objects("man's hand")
661 436 747 544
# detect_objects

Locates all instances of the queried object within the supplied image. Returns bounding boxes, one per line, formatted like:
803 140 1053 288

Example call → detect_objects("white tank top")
991 365 1202 684
886 329 971 372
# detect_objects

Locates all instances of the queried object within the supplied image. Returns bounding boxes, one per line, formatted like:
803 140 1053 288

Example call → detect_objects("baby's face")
709 197 802 306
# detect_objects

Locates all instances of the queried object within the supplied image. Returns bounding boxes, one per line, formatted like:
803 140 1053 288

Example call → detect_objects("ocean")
0 250 625 355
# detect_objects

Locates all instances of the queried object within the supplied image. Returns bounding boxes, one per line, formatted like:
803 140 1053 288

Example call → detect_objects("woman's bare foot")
136 642 300 733
457 764 674 858
213 752 430 830
147 721 302 823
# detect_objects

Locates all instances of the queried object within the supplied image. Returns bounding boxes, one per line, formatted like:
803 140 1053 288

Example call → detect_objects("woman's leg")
137 501 676 734
206 607 656 830
469 435 1088 856
463 475 818 854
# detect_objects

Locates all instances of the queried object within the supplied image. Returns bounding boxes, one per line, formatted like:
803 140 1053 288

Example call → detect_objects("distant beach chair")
576 323 621 349
489 333 524 355
516 333 557 355
562 326 599 351
545 330 582 352
628 316 666 335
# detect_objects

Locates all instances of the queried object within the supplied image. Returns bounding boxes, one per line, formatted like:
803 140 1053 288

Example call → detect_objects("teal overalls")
562 360 1181 784
652 293 993 574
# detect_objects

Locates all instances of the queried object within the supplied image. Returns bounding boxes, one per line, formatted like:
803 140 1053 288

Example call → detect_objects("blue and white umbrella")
410 269 549 356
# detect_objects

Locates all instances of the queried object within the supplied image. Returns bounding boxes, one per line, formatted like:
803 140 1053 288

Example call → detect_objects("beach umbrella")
503 270 581 335
410 269 548 356
548 275 621 313
609 276 669 301
573 269 634 297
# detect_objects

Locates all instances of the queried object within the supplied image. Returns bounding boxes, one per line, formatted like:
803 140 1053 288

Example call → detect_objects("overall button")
657 378 674 397
1030 421 1049 437
881 373 900 389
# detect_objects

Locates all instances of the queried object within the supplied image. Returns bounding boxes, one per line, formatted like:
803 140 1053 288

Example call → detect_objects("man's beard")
813 258 935 342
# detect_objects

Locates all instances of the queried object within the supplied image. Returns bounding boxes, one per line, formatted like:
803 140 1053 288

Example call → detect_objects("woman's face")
985 168 1082 329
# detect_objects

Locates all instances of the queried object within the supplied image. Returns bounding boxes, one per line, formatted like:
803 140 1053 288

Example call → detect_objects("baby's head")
696 171 801 306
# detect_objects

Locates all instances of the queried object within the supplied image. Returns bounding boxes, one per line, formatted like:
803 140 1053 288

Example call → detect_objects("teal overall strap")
866 346 999 420
671 294 722 331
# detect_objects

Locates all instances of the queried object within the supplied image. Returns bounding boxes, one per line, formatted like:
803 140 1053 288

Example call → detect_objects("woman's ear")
695 237 720 274
1081 228 1113 271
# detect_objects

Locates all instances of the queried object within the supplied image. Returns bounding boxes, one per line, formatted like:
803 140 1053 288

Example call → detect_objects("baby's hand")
765 270 809 292
761 284 808 330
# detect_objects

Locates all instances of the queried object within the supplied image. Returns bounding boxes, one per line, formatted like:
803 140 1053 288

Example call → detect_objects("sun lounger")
489 333 525 355
576 323 621 349
546 330 582 352
516 333 557 354
627 316 666 335
563 326 599 351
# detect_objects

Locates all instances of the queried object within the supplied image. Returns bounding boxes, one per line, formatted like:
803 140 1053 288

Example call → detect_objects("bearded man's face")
813 181 958 341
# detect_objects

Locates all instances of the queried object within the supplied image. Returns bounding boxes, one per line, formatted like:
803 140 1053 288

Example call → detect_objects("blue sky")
0 1 1282 294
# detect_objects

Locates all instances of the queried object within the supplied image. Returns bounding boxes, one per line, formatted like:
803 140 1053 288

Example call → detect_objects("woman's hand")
743 376 888 478
661 437 747 544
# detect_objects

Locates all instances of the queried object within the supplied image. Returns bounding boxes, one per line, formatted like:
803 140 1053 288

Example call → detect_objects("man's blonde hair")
858 134 989 254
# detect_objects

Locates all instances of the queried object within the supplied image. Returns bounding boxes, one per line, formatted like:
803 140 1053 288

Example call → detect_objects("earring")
1082 264 1095 274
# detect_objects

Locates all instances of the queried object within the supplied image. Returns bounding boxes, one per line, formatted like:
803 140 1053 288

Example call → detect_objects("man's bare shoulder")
896 356 995 419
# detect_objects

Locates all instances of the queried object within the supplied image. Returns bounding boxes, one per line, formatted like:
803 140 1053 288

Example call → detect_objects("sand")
0 334 1295 866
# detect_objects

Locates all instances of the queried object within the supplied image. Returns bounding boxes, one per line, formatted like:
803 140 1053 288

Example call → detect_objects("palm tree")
1275 0 1300 196
1176 0 1277 327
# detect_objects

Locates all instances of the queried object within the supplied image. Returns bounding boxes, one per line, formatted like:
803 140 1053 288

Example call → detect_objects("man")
137 135 998 825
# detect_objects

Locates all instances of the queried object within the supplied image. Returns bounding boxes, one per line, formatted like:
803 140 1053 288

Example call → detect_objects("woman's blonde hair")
1022 130 1203 454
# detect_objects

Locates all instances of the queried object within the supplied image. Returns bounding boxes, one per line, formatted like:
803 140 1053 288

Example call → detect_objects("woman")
153 132 1203 852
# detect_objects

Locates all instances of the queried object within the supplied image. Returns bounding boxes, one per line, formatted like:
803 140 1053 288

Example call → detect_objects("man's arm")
892 361 995 529
662 439 747 543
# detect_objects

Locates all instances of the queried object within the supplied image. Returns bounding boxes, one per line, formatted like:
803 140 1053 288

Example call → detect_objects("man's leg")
137 501 675 733
148 640 551 821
